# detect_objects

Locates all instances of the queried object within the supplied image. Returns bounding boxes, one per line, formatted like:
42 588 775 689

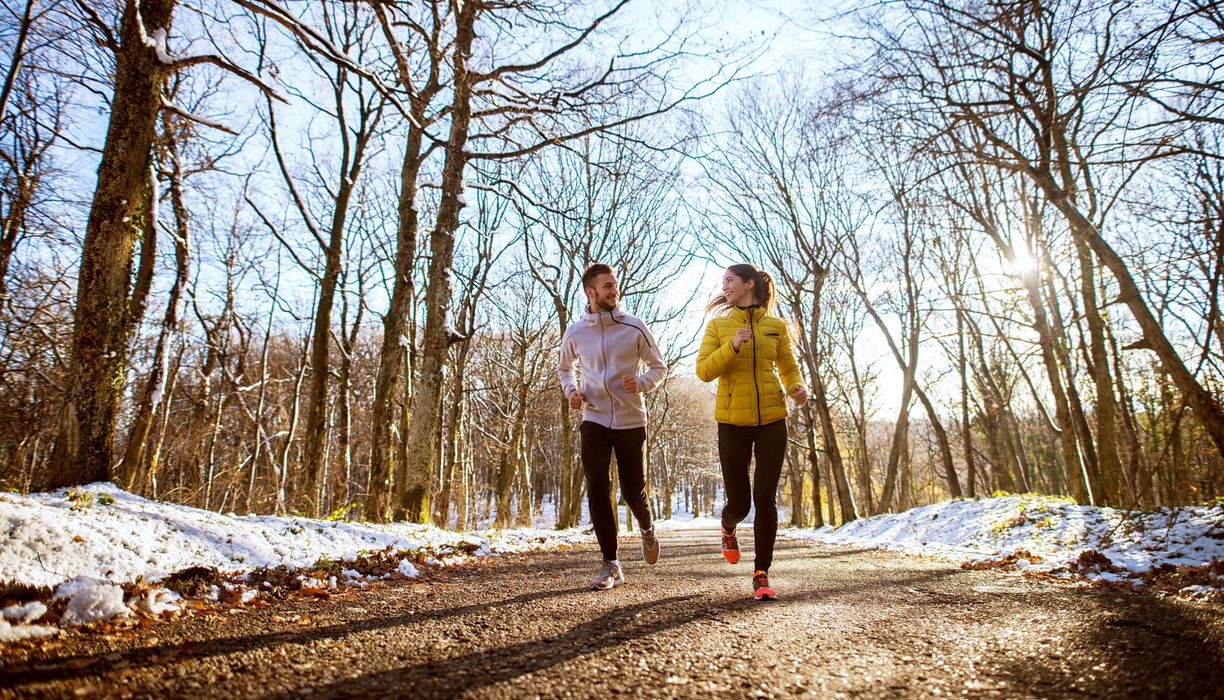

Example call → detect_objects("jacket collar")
583 306 626 326
729 306 760 323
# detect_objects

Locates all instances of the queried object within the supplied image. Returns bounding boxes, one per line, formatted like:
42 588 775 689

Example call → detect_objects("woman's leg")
718 422 754 532
751 419 788 572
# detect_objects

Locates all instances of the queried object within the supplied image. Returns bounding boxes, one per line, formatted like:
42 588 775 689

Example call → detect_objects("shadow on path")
0 585 592 686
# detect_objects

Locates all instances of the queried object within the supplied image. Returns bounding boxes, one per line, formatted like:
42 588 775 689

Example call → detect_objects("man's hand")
568 391 585 409
732 328 752 352
622 375 640 393
789 384 809 406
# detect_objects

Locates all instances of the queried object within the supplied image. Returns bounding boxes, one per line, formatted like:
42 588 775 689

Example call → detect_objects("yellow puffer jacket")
696 307 805 426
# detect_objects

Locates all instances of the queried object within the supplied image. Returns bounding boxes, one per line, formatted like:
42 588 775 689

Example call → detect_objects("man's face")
586 272 620 312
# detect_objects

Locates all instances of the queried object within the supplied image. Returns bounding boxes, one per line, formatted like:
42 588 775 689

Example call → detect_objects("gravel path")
3 527 1222 699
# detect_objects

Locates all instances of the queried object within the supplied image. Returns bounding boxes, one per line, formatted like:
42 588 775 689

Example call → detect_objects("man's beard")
593 296 617 311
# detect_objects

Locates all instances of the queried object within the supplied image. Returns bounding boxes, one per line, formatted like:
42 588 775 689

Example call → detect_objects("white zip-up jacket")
557 307 668 429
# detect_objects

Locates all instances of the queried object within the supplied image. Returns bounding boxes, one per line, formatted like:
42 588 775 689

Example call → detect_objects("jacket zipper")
750 308 761 425
600 313 614 428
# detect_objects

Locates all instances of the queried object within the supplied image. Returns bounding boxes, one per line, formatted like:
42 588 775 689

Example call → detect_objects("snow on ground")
4 485 1220 641
0 483 594 640
786 494 1224 598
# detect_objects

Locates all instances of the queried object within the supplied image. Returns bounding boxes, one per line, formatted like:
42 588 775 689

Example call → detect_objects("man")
558 263 668 590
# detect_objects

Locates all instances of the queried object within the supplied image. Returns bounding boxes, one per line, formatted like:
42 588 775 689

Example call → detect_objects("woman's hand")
731 328 752 352
789 384 809 406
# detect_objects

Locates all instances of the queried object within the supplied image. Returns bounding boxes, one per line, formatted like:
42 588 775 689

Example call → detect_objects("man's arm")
557 329 580 399
634 321 668 392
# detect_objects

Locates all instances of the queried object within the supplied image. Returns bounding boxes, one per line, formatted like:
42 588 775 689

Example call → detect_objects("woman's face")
721 269 755 308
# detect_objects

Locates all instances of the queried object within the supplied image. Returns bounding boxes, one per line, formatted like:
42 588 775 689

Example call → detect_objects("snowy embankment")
787 495 1224 599
0 483 593 642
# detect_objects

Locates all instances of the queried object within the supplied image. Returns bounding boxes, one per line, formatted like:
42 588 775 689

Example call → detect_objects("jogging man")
558 263 667 590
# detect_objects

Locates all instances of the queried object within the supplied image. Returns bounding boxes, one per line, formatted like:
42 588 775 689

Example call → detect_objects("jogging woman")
696 264 808 600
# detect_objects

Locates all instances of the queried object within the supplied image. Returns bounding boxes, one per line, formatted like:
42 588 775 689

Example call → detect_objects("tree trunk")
803 404 824 528
1074 238 1123 505
395 2 477 523
438 341 470 527
367 122 427 523
277 349 309 513
145 346 183 498
786 420 805 527
121 117 191 491
911 383 962 499
957 310 977 498
49 0 176 488
494 381 529 529
298 149 371 516
804 304 856 521
334 288 363 515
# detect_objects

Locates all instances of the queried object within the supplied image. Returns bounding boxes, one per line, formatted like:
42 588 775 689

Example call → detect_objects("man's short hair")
581 263 614 291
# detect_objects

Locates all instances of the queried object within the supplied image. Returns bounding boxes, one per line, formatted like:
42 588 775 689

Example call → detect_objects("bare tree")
860 0 1224 469
702 79 861 521
245 1 387 515
394 0 736 523
46 0 286 488
364 0 448 523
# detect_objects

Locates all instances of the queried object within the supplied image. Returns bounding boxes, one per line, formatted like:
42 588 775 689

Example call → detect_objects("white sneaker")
590 560 625 590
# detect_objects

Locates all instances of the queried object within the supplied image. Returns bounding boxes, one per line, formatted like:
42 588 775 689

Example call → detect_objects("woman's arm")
696 320 736 382
775 323 806 392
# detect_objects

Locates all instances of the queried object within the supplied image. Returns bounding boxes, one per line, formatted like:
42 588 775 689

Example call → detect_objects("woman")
696 264 808 600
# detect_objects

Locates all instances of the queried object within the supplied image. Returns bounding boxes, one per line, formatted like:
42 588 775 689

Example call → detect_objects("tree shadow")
261 569 977 699
978 588 1224 698
0 584 593 686
258 591 784 699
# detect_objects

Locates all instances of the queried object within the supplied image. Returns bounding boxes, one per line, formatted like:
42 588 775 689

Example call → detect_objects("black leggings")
581 421 653 561
719 419 787 572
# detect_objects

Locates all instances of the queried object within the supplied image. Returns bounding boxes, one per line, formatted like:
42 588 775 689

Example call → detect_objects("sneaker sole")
643 545 660 565
723 550 740 565
753 587 777 601
591 577 626 591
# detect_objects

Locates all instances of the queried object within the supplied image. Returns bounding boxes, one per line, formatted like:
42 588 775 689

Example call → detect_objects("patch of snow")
1 601 46 624
0 483 593 594
0 617 58 642
128 587 181 616
786 495 1224 592
55 577 130 626
395 559 420 578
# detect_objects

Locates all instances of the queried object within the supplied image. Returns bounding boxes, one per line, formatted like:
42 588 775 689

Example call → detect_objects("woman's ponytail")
757 269 778 317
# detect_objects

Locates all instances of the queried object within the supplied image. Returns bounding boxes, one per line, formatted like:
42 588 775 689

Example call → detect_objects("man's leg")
580 421 618 561
751 419 788 573
612 426 652 531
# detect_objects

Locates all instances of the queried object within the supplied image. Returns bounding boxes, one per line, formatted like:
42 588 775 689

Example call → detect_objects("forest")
0 0 1220 529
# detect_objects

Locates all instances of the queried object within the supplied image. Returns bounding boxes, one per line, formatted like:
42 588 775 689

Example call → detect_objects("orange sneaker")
752 570 777 600
721 526 740 565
